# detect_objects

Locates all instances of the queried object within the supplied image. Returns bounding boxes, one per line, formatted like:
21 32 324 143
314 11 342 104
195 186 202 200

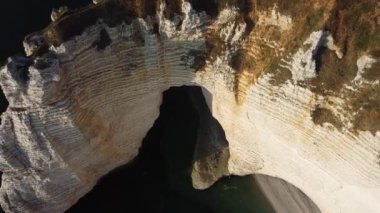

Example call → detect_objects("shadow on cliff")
0 87 5 212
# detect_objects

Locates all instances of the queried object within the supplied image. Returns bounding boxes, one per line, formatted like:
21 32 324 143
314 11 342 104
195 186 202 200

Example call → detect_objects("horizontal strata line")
226 79 380 177
243 85 380 183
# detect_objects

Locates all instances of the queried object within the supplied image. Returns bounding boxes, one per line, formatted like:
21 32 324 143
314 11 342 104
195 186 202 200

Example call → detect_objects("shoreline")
254 175 321 213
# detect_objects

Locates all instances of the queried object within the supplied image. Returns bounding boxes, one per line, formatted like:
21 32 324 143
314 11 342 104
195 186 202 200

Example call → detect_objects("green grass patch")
306 8 324 28
355 29 380 51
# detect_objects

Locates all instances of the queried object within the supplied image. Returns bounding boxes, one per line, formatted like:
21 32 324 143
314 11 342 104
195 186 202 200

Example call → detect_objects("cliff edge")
0 0 379 212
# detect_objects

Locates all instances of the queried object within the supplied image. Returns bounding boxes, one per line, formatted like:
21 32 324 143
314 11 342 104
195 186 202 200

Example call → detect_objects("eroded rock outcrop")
0 0 379 212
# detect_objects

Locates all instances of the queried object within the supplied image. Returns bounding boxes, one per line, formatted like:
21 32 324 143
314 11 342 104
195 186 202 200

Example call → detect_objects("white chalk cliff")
0 0 379 212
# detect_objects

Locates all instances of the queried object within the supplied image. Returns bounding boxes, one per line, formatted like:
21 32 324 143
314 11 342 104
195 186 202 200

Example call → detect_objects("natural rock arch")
0 0 379 212
66 85 319 213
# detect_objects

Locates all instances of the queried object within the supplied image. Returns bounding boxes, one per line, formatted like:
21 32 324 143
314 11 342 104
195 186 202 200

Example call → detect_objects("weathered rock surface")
0 0 379 212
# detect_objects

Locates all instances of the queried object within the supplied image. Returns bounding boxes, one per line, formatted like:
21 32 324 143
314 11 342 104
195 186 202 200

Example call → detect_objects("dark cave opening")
312 31 328 74
67 86 274 213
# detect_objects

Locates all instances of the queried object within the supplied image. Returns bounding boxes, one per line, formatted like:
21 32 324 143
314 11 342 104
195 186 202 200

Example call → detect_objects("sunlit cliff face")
0 0 379 212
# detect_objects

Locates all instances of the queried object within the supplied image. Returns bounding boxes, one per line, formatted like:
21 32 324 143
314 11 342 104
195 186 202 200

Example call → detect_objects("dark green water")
0 1 274 212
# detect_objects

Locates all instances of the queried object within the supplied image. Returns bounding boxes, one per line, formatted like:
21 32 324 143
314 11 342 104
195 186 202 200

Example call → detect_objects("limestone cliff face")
0 0 379 212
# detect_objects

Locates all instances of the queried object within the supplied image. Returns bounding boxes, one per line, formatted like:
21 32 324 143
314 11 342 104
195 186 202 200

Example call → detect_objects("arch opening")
67 86 275 213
